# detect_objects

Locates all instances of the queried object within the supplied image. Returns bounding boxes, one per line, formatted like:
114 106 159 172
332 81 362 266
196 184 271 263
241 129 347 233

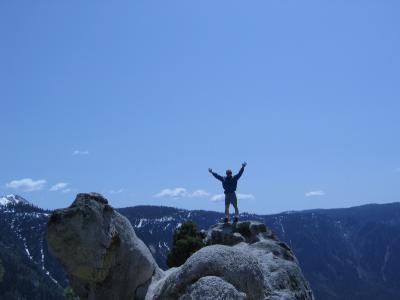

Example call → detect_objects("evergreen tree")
167 221 205 268
64 287 79 300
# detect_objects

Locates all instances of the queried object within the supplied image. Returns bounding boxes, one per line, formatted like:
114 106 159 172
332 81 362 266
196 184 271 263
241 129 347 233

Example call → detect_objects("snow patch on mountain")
0 194 30 206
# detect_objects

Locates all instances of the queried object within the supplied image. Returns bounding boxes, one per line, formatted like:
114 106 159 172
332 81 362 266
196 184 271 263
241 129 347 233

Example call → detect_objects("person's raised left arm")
234 162 247 180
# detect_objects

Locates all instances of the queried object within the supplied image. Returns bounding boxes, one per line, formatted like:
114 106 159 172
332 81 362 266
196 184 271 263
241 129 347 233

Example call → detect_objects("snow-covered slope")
0 194 30 206
0 195 66 299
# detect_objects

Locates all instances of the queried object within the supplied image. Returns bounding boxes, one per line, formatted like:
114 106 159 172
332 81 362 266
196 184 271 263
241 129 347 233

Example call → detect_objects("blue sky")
1 1 399 214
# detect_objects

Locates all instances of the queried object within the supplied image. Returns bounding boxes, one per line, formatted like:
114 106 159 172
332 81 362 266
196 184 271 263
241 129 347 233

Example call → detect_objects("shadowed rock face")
48 193 313 300
47 193 159 300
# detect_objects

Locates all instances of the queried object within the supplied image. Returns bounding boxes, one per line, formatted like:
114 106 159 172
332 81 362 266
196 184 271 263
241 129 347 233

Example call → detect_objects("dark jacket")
211 166 244 193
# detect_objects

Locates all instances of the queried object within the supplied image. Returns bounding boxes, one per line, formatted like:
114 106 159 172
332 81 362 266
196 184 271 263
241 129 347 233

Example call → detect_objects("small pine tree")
64 287 79 300
167 221 205 268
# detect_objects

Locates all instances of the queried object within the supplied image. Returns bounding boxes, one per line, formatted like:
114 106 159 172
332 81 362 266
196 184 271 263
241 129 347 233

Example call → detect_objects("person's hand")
208 168 213 173
242 162 247 168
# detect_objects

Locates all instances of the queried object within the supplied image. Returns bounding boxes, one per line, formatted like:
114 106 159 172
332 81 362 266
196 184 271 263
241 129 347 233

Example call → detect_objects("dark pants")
225 192 239 218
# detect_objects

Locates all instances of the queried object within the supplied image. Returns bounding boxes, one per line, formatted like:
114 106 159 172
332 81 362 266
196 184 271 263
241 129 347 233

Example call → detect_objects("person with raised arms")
209 162 247 223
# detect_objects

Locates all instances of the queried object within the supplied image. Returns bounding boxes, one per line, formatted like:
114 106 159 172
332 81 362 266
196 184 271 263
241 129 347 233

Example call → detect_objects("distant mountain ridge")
1 194 400 299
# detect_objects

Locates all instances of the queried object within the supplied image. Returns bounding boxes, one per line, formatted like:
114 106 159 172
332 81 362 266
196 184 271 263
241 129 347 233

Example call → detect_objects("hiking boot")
233 217 239 223
223 217 229 223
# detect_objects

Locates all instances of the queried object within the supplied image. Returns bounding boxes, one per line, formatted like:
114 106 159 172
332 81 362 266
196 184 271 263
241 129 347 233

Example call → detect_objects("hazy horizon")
2 192 399 216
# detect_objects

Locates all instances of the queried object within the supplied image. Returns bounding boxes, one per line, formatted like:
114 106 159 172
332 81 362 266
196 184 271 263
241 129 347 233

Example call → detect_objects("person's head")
226 169 233 178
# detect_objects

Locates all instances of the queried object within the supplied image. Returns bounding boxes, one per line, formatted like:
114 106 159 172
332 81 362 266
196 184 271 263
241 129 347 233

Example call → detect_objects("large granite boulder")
47 193 161 300
147 221 314 300
48 193 313 300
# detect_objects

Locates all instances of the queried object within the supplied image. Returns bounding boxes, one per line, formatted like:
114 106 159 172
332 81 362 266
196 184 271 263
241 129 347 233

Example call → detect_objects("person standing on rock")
209 162 247 223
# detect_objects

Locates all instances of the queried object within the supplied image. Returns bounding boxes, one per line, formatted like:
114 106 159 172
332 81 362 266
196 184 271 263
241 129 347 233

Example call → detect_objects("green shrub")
64 287 79 300
166 221 205 268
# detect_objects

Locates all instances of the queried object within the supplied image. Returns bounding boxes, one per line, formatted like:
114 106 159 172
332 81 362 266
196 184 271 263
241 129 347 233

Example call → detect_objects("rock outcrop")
48 193 313 300
47 193 161 300
147 221 313 300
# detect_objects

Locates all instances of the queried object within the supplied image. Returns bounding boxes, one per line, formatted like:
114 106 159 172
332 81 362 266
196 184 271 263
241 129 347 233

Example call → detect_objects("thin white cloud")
190 190 211 197
210 194 225 202
108 188 126 194
154 188 187 198
210 193 255 202
154 188 210 199
49 182 69 192
72 150 89 155
237 193 255 200
62 188 72 193
6 178 47 192
305 190 326 197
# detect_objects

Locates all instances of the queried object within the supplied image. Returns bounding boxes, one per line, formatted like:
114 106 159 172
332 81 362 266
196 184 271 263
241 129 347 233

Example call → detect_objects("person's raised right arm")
209 168 223 181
